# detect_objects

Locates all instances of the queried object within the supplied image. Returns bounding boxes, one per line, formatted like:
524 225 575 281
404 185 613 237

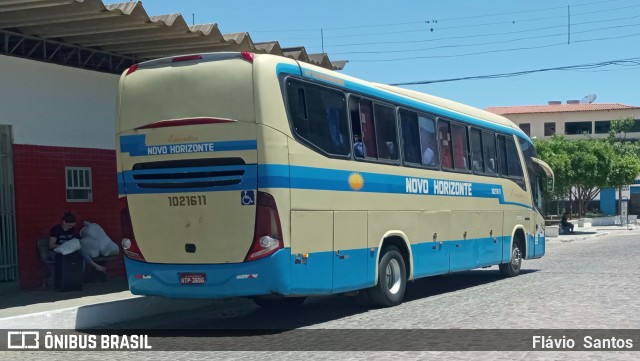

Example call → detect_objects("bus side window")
358 99 377 159
505 136 525 177
482 131 497 175
349 97 364 158
497 135 509 176
418 115 438 167
373 103 398 161
438 120 453 169
451 123 469 171
399 109 421 164
288 84 310 138
504 135 526 191
286 80 350 157
470 127 484 173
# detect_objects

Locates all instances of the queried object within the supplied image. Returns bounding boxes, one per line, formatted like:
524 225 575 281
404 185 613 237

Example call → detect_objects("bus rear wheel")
500 240 523 277
367 246 407 307
252 296 306 308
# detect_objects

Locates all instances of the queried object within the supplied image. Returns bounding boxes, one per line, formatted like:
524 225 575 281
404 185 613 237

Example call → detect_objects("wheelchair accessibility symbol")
241 190 255 205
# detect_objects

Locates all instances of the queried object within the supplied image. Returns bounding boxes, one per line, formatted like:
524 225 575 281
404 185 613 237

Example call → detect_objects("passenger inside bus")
487 158 497 173
353 134 365 158
418 118 437 166
439 122 453 168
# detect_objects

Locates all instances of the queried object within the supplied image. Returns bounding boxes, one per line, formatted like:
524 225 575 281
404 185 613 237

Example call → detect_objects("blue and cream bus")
116 52 554 307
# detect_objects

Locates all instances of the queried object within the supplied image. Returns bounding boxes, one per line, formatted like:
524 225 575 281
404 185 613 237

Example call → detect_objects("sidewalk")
1 226 634 329
0 276 247 329
547 224 637 243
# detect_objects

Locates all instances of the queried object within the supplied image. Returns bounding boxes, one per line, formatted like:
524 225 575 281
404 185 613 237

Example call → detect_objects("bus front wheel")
500 241 523 277
367 246 407 307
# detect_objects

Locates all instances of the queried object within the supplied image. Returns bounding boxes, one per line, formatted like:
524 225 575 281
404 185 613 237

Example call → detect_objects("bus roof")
279 56 531 143
371 83 520 131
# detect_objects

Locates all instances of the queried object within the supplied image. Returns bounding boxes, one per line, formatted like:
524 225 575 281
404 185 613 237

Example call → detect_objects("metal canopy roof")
0 0 347 73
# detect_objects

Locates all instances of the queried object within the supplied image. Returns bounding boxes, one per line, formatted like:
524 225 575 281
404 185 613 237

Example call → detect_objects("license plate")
179 273 206 285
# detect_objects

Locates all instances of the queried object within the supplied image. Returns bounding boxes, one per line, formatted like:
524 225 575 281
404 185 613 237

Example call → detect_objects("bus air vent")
130 158 248 190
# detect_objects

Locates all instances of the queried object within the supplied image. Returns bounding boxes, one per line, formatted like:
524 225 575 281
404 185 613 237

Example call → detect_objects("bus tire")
499 240 523 277
252 296 306 308
367 246 407 307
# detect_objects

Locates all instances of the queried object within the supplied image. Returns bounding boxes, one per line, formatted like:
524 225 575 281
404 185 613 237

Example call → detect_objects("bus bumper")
124 248 291 299
528 233 546 259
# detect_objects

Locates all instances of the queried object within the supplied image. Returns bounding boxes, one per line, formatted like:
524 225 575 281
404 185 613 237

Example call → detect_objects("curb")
559 231 608 243
0 295 249 329
595 228 637 231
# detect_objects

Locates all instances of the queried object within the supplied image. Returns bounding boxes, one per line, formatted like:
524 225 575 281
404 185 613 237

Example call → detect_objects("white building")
486 101 640 216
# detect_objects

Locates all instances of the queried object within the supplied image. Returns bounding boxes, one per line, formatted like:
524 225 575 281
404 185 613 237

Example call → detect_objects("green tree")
608 116 636 141
534 135 640 217
607 115 639 213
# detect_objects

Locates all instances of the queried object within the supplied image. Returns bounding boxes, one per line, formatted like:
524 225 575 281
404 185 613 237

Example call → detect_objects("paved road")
7 230 640 360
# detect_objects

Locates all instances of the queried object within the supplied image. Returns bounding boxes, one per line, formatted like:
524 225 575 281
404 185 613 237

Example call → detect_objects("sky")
104 0 640 109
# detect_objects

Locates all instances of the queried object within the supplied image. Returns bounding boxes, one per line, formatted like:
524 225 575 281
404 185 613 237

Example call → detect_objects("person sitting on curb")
561 211 574 234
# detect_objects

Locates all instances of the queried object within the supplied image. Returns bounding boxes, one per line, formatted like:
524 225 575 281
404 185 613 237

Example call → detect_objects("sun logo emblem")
348 172 364 191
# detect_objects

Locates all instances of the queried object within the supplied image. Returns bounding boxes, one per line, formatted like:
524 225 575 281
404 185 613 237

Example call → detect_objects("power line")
318 12 640 50
433 0 627 22
350 30 640 62
335 33 567 55
322 3 640 40
286 8 640 46
572 64 640 73
248 0 630 33
329 20 640 55
389 57 640 85
356 42 568 62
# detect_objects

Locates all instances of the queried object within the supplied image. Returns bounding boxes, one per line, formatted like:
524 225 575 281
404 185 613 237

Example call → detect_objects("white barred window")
65 167 92 202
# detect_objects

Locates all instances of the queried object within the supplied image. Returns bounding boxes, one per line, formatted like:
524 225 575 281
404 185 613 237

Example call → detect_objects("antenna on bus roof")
581 93 597 104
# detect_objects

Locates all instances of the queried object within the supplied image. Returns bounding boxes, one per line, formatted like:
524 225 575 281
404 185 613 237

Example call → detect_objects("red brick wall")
13 144 124 288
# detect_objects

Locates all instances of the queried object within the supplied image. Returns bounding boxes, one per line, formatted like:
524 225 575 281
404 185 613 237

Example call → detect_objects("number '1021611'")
168 195 207 206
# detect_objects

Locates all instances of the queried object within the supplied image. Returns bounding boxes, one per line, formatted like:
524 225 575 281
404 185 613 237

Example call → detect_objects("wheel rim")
385 258 402 295
511 247 522 271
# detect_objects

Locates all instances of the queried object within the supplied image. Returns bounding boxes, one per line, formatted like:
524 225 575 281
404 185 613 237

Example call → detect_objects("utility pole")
321 28 324 53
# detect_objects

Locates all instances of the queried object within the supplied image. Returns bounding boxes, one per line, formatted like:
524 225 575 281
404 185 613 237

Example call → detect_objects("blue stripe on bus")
276 63 301 76
257 164 532 209
118 164 533 209
125 248 292 299
527 232 546 259
125 232 537 298
277 66 531 142
119 134 257 157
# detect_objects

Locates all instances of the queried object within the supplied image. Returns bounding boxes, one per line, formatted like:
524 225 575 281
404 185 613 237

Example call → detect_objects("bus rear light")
245 191 283 262
122 237 144 260
172 55 203 63
125 64 139 75
241 52 254 63
120 196 146 262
